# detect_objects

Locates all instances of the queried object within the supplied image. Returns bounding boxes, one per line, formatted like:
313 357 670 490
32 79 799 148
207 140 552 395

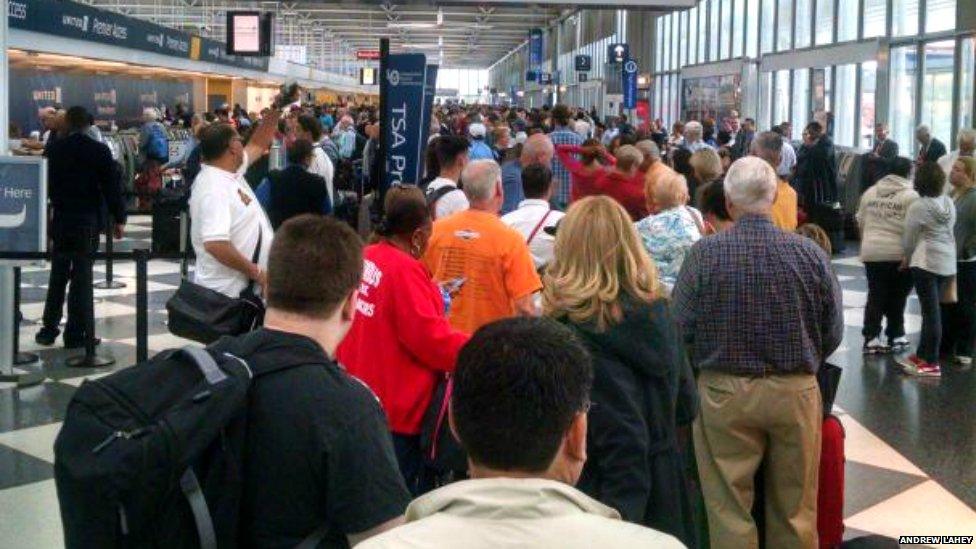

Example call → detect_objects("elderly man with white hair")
334 114 359 159
423 159 542 334
915 124 947 165
938 128 976 176
682 120 714 153
672 156 843 549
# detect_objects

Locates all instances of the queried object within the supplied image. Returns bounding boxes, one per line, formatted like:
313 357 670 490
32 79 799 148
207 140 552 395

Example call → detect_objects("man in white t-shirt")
501 164 564 270
296 113 335 202
425 135 470 220
189 109 281 298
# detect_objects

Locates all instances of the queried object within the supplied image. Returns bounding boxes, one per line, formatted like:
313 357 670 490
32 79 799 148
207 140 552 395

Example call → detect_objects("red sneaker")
907 359 942 377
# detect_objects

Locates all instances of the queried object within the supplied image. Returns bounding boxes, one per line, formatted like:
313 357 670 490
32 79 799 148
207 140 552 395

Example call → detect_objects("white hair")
684 120 703 141
958 128 976 151
143 107 159 121
573 119 591 137
461 160 502 202
636 140 661 161
724 157 777 214
916 124 931 135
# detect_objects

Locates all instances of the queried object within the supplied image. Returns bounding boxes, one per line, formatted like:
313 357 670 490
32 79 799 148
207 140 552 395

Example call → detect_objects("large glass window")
815 0 834 45
746 0 759 58
863 0 886 39
792 69 810 141
721 0 732 59
926 0 956 34
893 0 919 37
960 38 975 134
837 0 858 42
759 71 773 129
835 64 857 147
698 6 707 62
777 0 792 51
761 0 775 54
663 15 671 71
795 0 811 49
921 40 955 147
774 70 791 129
860 62 878 149
679 11 688 67
889 46 917 156
710 0 721 61
733 0 745 57
689 7 699 65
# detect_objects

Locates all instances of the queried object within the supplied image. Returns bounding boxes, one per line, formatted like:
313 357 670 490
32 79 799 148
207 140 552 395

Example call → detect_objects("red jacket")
337 241 469 435
592 169 649 221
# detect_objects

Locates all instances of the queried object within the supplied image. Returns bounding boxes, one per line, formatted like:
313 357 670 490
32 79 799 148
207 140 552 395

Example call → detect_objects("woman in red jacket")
555 138 616 202
336 186 469 495
591 144 650 221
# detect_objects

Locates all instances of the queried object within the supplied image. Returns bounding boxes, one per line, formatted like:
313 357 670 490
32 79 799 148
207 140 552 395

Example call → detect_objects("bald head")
521 133 554 167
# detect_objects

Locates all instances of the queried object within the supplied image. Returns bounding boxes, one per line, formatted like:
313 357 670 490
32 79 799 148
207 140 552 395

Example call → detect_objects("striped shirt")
549 126 583 206
671 215 844 375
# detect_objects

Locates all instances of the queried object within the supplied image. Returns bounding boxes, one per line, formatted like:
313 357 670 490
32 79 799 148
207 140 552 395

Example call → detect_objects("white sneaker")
863 337 889 354
955 355 973 366
889 336 911 351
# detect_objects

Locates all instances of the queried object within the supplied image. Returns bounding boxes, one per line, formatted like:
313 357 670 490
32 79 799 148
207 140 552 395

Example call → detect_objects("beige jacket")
357 477 686 549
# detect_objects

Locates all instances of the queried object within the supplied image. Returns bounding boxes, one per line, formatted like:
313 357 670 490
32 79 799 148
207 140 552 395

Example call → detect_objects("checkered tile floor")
0 222 974 548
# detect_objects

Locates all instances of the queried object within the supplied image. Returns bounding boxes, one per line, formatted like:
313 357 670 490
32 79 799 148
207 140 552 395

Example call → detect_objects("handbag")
166 229 266 344
941 276 958 304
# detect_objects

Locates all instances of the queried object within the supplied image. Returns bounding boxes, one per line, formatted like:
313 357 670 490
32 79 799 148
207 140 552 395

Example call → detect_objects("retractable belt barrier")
0 250 186 373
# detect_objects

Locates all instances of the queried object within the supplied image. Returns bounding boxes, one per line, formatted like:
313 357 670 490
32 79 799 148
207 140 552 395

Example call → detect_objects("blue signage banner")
622 59 638 109
419 64 439 164
529 28 544 67
8 0 268 71
0 157 47 262
383 53 428 188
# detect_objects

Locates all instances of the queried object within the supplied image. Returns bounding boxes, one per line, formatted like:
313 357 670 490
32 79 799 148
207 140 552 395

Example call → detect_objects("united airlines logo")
62 15 89 32
148 33 164 47
32 87 63 103
8 1 27 21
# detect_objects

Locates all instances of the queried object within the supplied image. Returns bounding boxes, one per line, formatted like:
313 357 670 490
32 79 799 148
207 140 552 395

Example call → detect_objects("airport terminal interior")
0 0 975 547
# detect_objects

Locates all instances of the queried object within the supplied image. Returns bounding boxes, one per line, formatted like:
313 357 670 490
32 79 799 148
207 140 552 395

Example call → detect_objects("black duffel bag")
166 230 265 344
420 375 468 479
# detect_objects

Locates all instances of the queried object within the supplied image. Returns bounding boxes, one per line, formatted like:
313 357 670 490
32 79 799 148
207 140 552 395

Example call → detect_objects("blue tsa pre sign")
383 53 428 188
622 59 638 109
0 157 47 263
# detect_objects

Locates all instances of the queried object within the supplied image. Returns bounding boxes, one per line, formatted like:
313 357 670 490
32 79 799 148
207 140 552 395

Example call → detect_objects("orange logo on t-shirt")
237 188 252 206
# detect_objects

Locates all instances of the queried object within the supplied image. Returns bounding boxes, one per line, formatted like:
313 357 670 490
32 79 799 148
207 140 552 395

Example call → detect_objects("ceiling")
82 1 568 69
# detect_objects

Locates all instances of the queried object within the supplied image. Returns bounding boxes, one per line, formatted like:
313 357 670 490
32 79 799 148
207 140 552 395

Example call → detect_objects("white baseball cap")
469 122 487 138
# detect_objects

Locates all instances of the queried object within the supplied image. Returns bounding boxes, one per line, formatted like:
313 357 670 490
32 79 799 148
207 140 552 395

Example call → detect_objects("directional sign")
538 72 553 85
622 59 639 109
529 28 544 66
0 157 46 264
575 54 592 72
608 43 630 64
578 72 588 83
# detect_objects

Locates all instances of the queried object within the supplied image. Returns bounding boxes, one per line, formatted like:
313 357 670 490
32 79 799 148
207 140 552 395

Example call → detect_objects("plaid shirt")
672 215 844 375
549 126 583 206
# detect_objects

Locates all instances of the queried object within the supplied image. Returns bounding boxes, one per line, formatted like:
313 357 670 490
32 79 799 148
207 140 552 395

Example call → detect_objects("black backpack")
426 185 460 218
54 345 328 549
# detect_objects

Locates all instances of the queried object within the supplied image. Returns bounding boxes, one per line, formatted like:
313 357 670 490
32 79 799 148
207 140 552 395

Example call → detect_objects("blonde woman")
634 173 704 292
543 196 699 546
689 148 723 206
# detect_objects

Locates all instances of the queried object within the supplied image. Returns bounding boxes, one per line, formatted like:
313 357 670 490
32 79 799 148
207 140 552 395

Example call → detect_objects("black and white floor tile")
0 220 973 547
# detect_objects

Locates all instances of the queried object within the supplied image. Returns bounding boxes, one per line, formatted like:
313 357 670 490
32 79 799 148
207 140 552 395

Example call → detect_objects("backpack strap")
526 209 553 245
426 184 458 217
180 346 229 385
180 469 217 549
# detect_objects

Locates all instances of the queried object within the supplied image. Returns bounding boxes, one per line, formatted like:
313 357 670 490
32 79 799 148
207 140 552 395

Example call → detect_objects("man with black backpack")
425 136 470 220
55 215 409 548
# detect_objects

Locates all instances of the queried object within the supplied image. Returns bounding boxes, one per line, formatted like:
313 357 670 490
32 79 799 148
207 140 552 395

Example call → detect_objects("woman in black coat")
542 195 701 547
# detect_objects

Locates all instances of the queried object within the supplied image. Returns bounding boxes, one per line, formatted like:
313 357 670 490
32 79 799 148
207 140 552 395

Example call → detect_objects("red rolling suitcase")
818 414 846 548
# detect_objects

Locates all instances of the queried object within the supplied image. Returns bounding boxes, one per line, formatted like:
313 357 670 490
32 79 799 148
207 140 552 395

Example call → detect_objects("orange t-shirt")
771 179 799 231
422 209 542 334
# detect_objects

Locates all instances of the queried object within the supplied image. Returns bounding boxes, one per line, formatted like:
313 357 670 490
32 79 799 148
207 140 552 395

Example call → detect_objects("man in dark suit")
731 118 756 160
872 123 899 159
916 124 947 164
37 106 127 348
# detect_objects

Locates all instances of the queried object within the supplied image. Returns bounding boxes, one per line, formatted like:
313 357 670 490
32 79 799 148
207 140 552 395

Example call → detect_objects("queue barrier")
0 249 186 375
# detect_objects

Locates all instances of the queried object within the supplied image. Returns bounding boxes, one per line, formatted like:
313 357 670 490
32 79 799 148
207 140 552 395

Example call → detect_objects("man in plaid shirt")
548 105 582 209
672 157 843 549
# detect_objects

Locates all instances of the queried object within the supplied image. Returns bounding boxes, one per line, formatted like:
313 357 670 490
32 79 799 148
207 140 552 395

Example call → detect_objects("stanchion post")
135 248 149 363
94 219 126 290
12 267 38 366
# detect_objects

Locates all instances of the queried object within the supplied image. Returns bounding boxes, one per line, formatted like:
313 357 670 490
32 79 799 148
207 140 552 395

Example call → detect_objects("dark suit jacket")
45 131 127 233
920 138 948 163
874 138 899 159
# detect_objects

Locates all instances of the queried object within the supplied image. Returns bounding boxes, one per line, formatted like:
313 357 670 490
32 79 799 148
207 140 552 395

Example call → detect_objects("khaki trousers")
693 370 822 549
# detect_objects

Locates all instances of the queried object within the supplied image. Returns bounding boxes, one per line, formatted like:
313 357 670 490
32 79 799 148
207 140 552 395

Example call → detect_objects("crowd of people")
37 88 976 548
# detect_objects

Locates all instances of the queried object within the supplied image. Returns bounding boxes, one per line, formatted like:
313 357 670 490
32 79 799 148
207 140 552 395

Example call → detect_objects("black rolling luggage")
152 188 188 254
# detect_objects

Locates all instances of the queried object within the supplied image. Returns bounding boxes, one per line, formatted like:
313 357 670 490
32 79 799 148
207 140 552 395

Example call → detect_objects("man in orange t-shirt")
423 160 542 334
752 131 798 230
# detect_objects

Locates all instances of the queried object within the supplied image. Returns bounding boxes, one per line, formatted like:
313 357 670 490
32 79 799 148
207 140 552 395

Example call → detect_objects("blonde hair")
956 157 976 186
615 145 643 172
653 173 690 210
690 148 723 184
796 223 832 256
543 196 662 331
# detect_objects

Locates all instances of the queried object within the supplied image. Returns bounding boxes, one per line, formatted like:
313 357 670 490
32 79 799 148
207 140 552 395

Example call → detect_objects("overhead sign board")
622 59 639 109
608 43 630 64
529 28 544 66
578 73 588 83
360 67 377 86
357 50 381 60
9 0 268 71
526 70 538 82
0 157 46 264
575 55 592 72
538 72 553 85
448 0 695 5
